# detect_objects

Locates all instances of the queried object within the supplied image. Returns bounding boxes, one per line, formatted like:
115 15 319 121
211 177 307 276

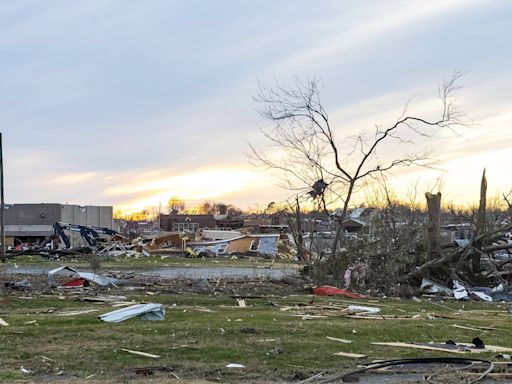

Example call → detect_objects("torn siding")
257 235 279 256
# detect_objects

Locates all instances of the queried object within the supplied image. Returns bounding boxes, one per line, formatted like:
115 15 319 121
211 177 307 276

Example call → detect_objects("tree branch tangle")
249 73 465 265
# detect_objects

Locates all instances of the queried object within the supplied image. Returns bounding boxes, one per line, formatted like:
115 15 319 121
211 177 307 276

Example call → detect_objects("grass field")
1 281 512 383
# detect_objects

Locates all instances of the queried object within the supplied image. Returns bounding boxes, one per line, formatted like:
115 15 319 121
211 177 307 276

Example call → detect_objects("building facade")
5 204 113 247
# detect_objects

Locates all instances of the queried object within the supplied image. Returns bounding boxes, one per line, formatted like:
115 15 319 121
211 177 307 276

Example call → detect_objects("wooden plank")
371 342 472 354
372 342 512 354
290 314 328 319
120 348 160 359
326 336 353 344
452 324 486 332
334 351 367 358
56 309 98 317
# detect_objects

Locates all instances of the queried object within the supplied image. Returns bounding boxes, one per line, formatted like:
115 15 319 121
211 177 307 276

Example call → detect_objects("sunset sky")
2 1 512 213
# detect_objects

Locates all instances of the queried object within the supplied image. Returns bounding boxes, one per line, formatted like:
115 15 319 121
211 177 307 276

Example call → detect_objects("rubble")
48 266 126 287
5 279 31 290
420 278 453 296
420 278 512 302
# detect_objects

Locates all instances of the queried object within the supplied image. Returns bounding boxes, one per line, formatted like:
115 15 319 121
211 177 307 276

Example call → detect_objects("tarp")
99 303 165 323
313 286 366 299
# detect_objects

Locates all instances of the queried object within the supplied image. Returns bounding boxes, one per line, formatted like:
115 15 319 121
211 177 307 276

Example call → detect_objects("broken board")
334 351 367 358
372 342 512 354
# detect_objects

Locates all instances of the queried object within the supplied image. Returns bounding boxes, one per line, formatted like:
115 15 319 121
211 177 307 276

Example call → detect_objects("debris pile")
420 278 512 302
6 221 286 260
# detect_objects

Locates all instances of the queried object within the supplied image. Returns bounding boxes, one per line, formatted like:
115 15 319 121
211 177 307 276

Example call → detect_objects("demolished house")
189 233 280 258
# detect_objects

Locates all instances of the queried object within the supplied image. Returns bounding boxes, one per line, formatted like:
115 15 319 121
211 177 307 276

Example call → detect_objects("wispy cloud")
1 1 512 209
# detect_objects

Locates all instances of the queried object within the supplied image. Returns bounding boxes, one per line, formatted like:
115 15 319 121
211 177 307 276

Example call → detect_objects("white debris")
348 305 380 314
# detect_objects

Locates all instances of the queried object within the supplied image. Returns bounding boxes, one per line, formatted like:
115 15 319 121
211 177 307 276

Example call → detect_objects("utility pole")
0 133 5 262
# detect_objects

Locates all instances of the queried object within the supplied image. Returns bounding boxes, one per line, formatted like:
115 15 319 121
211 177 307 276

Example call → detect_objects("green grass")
1 290 511 383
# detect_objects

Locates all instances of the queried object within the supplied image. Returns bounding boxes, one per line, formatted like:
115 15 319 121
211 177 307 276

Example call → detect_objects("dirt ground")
1 270 307 297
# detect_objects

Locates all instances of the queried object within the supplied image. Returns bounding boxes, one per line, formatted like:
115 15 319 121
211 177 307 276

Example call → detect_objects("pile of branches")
401 220 512 286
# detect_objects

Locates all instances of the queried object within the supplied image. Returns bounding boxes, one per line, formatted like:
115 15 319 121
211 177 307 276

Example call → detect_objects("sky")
1 0 512 213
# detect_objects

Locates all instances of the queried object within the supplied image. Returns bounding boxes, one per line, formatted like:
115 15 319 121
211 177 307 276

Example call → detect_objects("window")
250 239 260 252
217 243 228 254
173 223 199 232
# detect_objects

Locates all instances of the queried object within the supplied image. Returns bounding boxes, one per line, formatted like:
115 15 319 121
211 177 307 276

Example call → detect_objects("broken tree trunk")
425 192 442 259
400 246 468 282
471 169 487 273
294 196 304 260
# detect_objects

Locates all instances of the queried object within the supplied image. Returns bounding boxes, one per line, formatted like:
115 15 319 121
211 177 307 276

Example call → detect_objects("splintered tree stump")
471 169 487 273
425 192 441 259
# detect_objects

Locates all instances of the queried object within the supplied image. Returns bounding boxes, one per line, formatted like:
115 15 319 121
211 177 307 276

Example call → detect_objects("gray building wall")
5 204 60 237
60 205 113 247
60 205 112 227
5 203 114 247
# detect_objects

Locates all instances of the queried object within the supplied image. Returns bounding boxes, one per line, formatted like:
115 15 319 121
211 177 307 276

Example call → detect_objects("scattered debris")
193 278 210 291
372 339 512 354
5 279 30 290
237 299 247 308
0 318 9 327
48 266 125 287
132 366 176 377
317 357 494 384
420 278 453 296
225 363 245 369
420 278 512 302
99 303 165 323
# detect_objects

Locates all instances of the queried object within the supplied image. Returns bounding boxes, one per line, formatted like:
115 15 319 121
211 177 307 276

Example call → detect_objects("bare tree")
502 189 512 216
167 196 186 214
250 73 464 268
